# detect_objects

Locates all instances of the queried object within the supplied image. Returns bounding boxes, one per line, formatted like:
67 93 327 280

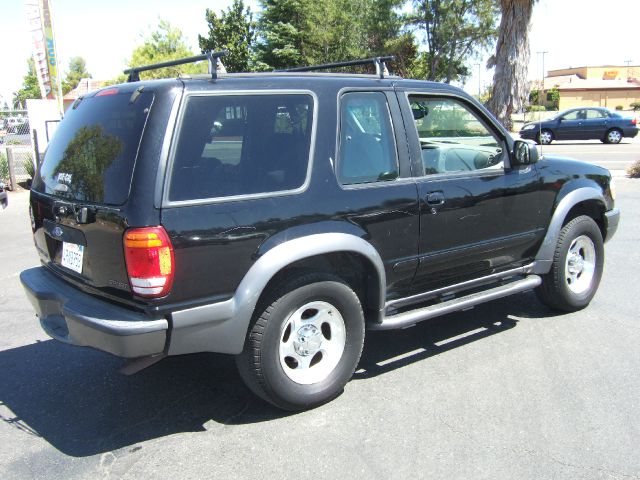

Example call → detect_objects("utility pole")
475 63 481 97
624 59 632 80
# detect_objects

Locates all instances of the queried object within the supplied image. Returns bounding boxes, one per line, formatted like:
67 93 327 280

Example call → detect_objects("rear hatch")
30 86 156 305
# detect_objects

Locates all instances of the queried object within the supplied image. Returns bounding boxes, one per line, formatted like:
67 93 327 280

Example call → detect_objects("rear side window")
168 93 314 202
33 90 154 205
337 92 399 185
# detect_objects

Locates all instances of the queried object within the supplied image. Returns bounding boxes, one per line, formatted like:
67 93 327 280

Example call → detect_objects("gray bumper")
604 207 620 242
20 267 168 358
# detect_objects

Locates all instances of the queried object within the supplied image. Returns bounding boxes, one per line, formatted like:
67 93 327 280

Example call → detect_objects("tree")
254 0 312 70
62 57 92 95
13 58 42 108
128 19 204 80
406 0 499 83
199 1 255 72
486 0 537 130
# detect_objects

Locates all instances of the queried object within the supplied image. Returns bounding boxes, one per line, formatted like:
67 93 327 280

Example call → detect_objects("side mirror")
512 139 540 166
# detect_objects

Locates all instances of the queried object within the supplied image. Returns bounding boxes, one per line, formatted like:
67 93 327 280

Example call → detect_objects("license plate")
61 242 84 274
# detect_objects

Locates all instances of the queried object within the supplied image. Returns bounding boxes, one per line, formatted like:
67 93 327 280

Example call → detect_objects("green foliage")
0 152 8 182
254 0 416 73
406 0 499 82
525 104 546 112
528 89 540 104
547 87 560 110
627 159 640 178
254 0 313 70
22 155 35 180
129 19 205 80
199 1 255 72
615 105 624 111
630 101 640 111
62 57 92 95
13 58 42 108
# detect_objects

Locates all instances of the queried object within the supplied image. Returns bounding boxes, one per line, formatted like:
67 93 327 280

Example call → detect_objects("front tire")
236 274 365 411
537 129 554 145
536 215 604 312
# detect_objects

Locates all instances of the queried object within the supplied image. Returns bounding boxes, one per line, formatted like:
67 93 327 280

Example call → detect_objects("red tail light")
632 118 637 126
124 227 174 298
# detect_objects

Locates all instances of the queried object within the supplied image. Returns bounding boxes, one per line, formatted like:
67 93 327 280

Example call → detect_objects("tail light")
124 226 174 297
632 118 637 126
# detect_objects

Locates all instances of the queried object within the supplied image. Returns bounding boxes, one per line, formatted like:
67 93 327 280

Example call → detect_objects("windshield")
32 89 154 205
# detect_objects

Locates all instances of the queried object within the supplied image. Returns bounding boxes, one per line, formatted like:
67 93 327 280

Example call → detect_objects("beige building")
62 78 108 110
539 65 640 110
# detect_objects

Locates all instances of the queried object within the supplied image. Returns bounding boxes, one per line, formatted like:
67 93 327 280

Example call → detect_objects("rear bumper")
604 207 620 243
20 266 168 358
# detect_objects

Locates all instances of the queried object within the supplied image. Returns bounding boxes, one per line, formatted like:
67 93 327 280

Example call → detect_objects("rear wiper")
129 86 144 104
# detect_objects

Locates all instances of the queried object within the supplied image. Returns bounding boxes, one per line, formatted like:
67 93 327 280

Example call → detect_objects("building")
62 78 108 110
541 65 640 111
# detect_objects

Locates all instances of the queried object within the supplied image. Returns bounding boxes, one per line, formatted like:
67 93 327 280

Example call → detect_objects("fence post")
6 147 17 191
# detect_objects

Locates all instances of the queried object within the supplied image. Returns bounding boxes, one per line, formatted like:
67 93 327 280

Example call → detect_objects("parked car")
0 182 7 209
20 53 619 411
520 107 638 144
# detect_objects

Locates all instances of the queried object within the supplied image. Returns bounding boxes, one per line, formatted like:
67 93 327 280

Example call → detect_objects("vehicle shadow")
0 292 552 457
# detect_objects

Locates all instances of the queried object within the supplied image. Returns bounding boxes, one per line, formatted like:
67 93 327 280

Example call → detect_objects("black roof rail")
123 50 229 83
280 56 395 79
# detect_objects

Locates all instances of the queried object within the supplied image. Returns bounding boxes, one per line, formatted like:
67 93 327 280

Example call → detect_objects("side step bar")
369 275 542 331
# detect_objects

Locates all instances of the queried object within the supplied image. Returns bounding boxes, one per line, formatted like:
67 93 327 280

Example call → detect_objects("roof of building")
558 78 640 90
63 78 108 100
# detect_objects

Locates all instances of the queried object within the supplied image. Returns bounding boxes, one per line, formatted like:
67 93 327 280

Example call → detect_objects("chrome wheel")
565 235 596 294
606 129 622 144
538 130 553 145
279 301 346 385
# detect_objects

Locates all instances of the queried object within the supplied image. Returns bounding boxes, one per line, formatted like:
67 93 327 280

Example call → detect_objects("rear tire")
536 215 604 312
236 273 365 411
604 128 622 144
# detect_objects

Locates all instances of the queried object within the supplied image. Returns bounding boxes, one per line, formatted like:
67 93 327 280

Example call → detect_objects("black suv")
21 55 619 411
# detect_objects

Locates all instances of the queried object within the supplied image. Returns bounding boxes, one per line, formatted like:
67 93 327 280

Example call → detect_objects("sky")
1 0 639 106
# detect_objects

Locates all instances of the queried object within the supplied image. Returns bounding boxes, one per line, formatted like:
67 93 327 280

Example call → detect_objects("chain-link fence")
0 110 31 139
0 146 35 189
0 110 35 189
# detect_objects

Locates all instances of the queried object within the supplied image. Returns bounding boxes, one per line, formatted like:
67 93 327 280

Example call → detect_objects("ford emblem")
51 226 64 238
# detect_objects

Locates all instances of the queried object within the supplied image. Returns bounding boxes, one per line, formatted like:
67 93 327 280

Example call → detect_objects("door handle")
426 191 445 206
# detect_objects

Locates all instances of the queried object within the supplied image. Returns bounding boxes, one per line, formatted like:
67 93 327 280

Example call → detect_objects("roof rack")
281 56 395 79
124 50 229 82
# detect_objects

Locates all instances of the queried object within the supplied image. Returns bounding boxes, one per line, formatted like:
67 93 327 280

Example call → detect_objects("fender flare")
533 186 605 274
169 233 386 355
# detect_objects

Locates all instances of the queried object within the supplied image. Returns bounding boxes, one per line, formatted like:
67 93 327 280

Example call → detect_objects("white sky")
1 0 639 105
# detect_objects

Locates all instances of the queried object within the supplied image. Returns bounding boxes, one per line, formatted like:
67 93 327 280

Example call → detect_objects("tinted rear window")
168 93 314 202
33 90 154 205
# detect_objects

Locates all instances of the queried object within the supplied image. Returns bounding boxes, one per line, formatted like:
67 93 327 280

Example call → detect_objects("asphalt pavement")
0 166 639 479
527 134 640 173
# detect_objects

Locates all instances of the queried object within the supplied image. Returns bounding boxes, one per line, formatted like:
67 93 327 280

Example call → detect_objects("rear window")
168 93 314 202
33 89 154 205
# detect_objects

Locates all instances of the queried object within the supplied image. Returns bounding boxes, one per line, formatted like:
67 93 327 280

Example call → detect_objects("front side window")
169 94 313 201
337 92 399 185
409 95 504 175
562 110 581 120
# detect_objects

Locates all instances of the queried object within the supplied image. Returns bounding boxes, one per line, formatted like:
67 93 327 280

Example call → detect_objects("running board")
369 275 542 331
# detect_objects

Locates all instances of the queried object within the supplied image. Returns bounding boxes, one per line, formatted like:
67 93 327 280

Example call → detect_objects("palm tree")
486 0 537 131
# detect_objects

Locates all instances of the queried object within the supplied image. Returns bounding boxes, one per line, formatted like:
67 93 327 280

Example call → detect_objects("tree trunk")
486 0 535 131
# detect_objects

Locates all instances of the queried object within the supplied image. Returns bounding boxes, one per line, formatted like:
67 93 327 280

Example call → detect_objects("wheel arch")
169 233 386 355
533 185 607 274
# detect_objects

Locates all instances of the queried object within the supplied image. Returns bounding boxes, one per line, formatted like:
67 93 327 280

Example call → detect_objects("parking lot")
1 142 639 479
